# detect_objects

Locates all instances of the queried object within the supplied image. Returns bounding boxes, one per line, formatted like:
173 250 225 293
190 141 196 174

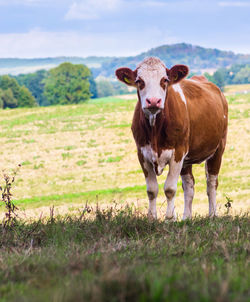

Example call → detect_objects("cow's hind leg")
205 141 225 217
181 165 195 220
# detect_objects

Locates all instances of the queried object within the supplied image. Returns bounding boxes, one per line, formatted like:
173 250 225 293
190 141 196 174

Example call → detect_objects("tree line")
0 62 131 109
0 62 249 109
204 64 250 90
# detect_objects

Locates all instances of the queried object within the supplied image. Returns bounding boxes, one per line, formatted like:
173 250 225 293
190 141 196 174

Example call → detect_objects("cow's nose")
146 98 162 108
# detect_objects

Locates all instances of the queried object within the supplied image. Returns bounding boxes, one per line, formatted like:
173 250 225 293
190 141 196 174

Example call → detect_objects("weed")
62 152 73 160
0 165 20 227
64 145 77 151
225 195 233 214
21 160 32 166
33 163 44 169
76 160 87 166
106 156 123 163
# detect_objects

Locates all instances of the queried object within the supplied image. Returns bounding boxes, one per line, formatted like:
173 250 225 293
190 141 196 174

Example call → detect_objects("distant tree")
112 80 131 95
0 75 36 108
96 79 115 98
14 70 48 106
44 63 91 105
0 88 17 108
213 70 225 90
233 66 250 84
18 86 37 107
88 71 98 98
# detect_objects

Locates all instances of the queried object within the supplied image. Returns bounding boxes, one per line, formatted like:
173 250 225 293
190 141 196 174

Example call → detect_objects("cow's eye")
163 77 169 83
135 78 145 90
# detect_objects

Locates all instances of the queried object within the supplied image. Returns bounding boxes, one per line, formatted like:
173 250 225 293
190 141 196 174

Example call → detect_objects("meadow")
0 84 249 301
0 85 249 218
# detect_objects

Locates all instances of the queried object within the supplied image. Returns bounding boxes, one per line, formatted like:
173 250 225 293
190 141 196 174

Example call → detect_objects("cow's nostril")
146 98 151 105
157 99 161 104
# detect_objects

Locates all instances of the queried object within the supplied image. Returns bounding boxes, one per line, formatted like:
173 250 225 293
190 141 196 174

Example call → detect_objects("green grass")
0 208 249 302
0 89 249 301
0 91 249 216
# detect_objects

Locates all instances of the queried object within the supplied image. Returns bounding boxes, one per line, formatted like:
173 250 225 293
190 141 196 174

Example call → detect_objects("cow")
115 57 228 220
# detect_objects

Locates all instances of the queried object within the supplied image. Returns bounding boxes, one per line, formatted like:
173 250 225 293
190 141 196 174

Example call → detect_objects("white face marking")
136 57 167 110
172 83 187 105
141 145 173 176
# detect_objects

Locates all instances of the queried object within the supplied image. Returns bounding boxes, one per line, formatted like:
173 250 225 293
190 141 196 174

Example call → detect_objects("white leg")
145 164 158 219
181 173 194 220
165 155 184 220
205 162 218 217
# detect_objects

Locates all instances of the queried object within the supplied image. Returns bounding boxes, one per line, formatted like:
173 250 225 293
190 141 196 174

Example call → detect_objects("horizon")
0 0 250 58
0 42 249 60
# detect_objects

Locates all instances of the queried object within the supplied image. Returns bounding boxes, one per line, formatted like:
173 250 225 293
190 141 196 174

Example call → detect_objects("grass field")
0 209 249 302
0 84 249 301
0 85 249 219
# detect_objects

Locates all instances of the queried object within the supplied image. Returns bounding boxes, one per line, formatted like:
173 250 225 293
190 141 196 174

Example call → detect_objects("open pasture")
0 85 249 301
0 86 249 218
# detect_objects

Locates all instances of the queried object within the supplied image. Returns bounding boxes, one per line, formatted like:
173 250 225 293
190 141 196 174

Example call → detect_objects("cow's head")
115 57 189 126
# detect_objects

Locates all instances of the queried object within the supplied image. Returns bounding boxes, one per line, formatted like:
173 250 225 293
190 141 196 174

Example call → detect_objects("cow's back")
180 79 228 163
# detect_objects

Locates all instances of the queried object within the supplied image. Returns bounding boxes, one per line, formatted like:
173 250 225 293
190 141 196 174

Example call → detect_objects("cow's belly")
183 147 218 166
141 145 173 176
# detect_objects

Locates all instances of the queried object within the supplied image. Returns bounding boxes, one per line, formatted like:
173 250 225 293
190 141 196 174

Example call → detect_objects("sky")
0 0 250 58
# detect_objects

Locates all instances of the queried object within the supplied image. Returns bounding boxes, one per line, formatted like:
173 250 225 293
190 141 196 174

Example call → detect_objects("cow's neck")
131 101 171 155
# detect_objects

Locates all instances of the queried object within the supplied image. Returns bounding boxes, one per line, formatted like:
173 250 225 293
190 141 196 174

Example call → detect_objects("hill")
1 43 250 77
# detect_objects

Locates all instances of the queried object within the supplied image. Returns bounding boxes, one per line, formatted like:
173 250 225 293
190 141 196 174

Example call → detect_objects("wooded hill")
1 43 250 78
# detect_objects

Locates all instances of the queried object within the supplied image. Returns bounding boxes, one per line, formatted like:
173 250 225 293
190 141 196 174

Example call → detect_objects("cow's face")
116 57 188 126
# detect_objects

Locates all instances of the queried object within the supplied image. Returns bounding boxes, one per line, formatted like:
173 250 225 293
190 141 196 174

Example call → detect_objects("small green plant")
225 195 233 214
64 145 76 151
106 156 122 163
33 163 44 169
76 160 87 166
62 152 73 160
0 165 21 227
21 160 32 166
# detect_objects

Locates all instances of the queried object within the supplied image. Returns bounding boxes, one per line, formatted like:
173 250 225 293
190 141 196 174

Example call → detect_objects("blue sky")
0 0 250 58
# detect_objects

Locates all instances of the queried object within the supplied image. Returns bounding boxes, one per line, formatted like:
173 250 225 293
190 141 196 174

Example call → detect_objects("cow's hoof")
165 215 176 222
148 211 157 221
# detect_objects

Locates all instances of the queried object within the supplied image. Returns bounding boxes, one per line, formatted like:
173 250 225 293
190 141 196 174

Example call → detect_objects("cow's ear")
115 67 137 87
167 65 189 84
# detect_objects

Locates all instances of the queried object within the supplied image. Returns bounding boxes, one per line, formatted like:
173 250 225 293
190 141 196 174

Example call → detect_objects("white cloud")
65 0 121 20
0 28 179 58
218 1 250 7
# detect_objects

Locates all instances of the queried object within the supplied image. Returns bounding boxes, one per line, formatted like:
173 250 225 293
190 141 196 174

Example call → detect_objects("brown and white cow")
115 57 228 220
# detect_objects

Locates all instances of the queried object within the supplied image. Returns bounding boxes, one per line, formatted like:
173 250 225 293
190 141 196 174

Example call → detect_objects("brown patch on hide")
181 79 228 166
190 75 209 83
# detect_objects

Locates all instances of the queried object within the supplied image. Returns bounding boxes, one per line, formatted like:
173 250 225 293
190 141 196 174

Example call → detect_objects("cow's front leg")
138 149 158 219
164 155 184 220
146 164 158 219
